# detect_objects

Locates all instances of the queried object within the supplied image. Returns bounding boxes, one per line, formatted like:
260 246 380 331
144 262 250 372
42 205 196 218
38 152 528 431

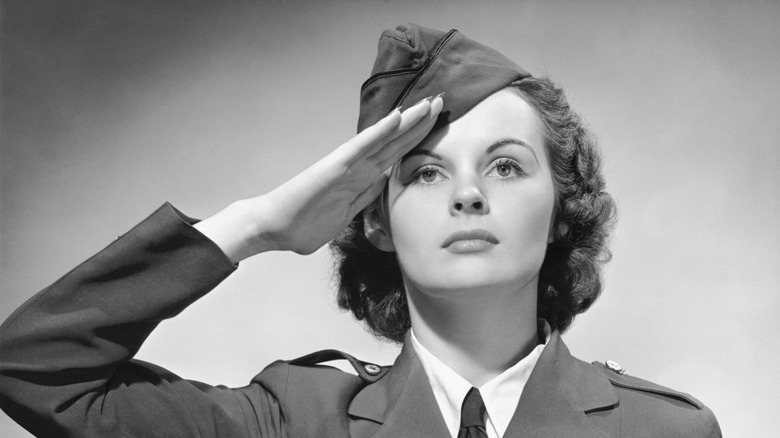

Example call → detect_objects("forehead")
411 89 544 155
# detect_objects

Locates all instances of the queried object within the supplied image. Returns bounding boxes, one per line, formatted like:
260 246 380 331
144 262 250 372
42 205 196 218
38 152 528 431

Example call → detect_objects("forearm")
0 203 238 435
0 97 442 436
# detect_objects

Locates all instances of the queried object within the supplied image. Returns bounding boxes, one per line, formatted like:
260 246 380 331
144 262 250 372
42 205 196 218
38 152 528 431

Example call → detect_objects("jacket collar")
348 331 617 438
503 331 617 437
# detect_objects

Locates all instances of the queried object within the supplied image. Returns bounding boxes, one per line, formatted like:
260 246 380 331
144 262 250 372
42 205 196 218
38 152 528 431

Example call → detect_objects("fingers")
335 96 440 164
364 95 443 158
372 95 443 170
348 108 403 152
332 106 407 163
389 97 439 139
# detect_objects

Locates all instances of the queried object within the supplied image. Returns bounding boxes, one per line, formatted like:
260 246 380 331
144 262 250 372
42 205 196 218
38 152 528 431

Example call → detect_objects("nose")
450 180 489 215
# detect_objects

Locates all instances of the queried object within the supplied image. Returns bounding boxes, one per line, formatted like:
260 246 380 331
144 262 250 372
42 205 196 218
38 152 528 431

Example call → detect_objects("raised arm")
195 96 444 261
0 97 443 437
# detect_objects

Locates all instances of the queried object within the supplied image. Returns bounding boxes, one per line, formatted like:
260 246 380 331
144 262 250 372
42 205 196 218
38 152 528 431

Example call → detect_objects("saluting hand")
195 96 444 262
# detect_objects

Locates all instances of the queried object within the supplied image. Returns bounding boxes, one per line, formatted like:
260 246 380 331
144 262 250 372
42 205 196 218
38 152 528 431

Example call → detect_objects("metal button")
605 360 625 375
363 363 381 375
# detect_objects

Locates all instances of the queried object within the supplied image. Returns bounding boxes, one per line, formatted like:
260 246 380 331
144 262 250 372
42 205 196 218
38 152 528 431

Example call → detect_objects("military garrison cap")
358 23 532 132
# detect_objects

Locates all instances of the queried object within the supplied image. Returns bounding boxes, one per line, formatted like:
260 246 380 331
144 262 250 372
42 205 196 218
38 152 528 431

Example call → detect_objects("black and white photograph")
1 1 778 437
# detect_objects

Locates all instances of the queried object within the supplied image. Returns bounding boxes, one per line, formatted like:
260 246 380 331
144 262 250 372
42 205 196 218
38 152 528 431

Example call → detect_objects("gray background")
2 1 779 436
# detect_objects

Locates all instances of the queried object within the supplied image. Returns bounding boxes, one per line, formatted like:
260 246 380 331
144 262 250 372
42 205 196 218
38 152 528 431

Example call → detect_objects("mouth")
441 229 499 253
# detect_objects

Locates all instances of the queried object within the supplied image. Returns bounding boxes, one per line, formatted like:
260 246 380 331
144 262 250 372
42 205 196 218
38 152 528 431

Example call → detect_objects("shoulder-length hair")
330 77 617 343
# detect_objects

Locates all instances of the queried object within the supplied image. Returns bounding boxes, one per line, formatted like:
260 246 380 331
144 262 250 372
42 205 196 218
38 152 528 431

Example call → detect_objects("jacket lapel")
348 339 450 438
503 332 617 437
347 332 617 438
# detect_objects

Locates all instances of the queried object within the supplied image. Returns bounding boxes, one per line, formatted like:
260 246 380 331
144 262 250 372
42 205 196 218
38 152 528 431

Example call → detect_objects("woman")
0 24 720 437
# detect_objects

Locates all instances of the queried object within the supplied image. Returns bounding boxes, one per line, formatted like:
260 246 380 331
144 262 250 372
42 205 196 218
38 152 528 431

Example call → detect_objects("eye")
410 165 446 185
487 158 524 178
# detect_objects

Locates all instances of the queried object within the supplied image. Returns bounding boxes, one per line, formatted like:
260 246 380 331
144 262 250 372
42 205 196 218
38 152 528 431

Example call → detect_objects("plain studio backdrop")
1 1 778 437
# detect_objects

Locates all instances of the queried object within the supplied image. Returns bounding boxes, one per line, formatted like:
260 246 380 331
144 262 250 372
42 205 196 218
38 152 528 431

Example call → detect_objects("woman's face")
383 89 556 299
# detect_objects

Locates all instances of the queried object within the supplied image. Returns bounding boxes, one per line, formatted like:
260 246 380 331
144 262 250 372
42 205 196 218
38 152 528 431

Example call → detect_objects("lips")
441 229 499 249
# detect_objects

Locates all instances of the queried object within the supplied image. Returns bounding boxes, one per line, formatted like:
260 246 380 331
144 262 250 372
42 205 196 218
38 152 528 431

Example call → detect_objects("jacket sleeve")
0 203 285 438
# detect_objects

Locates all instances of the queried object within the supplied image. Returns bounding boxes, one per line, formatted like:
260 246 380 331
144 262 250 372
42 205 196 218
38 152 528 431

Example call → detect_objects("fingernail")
413 95 433 106
385 106 402 117
434 92 445 101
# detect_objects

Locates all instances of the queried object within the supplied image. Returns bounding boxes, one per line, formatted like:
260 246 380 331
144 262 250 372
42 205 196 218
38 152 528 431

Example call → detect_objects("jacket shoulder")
592 360 704 408
250 349 390 437
253 348 390 401
591 360 722 437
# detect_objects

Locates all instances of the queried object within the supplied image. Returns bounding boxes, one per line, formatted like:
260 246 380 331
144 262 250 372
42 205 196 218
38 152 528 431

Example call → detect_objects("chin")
407 268 537 299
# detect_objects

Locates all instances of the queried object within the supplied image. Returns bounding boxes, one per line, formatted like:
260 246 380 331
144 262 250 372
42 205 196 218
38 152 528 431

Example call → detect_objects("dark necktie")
457 387 489 438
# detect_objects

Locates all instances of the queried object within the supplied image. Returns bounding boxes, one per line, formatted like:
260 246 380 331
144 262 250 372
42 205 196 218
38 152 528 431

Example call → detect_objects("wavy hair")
330 77 616 343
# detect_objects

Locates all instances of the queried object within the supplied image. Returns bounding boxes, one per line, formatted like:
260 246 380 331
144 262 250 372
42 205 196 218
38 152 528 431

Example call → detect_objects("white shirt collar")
410 320 551 438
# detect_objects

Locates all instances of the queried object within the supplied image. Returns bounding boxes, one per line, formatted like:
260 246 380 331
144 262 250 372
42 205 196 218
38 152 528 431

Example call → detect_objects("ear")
364 207 395 252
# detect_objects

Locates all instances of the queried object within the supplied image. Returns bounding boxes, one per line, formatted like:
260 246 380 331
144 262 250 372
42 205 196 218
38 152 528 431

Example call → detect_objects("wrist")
194 198 278 263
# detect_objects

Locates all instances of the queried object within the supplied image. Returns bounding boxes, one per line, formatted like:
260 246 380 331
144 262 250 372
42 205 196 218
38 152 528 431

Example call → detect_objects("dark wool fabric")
357 23 531 132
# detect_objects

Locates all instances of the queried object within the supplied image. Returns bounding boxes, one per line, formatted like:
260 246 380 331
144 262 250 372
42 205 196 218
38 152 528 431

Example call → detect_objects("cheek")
494 183 556 255
386 187 447 251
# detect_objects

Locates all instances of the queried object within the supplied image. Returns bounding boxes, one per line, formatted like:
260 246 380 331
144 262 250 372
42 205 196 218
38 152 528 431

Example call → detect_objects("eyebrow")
401 137 539 163
487 138 539 163
401 149 443 163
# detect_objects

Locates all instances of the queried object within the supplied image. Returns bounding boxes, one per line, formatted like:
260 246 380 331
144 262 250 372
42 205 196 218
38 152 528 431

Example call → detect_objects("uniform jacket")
0 204 721 437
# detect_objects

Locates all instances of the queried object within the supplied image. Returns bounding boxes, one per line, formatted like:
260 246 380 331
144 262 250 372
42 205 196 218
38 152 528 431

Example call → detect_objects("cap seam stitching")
391 29 457 109
361 68 419 91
